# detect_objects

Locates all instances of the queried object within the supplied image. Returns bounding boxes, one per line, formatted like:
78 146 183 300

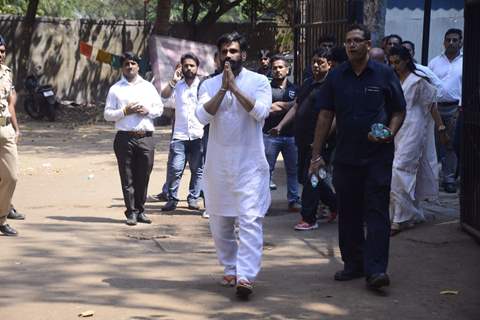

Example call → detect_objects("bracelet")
219 87 227 93
169 80 176 88
438 125 447 132
122 108 127 116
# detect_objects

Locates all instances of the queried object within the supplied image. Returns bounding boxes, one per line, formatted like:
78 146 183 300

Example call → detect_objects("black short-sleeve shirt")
317 59 406 166
263 80 297 136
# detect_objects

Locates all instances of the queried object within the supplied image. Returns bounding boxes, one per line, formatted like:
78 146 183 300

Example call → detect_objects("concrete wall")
0 15 278 104
0 15 149 104
385 0 464 63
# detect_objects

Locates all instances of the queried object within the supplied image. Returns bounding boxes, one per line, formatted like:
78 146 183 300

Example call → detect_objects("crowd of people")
0 23 463 300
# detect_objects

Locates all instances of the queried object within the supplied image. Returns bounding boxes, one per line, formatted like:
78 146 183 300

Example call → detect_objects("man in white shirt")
197 32 272 299
160 53 204 212
104 52 163 226
428 29 463 193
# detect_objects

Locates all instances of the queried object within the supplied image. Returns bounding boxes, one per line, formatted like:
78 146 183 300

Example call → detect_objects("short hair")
217 31 248 52
312 47 330 59
318 35 336 44
327 46 348 63
120 52 140 65
445 28 462 40
270 54 288 66
0 35 6 47
181 52 200 67
402 41 415 53
346 24 371 41
386 34 403 44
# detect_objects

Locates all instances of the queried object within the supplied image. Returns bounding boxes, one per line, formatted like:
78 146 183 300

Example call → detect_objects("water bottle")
311 168 327 188
370 123 392 139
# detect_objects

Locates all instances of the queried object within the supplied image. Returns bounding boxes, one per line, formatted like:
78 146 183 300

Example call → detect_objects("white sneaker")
202 211 210 219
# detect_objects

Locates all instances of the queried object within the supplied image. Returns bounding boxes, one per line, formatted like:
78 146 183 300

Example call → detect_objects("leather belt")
0 116 11 127
437 101 459 107
118 130 153 138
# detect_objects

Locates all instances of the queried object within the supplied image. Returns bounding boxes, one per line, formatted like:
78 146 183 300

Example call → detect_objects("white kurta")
391 73 439 224
196 68 272 217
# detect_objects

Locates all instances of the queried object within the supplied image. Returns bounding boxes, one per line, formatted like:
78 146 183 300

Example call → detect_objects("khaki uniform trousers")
0 124 18 225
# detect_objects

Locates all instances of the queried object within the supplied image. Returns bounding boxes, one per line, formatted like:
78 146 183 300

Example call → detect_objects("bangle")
219 87 227 93
169 80 176 88
438 125 447 132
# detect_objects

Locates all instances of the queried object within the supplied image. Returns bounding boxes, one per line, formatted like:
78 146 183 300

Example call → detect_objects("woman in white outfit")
388 46 444 236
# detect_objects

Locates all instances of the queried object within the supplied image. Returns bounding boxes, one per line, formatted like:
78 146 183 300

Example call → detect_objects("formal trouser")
435 104 458 184
333 161 392 276
263 134 300 203
209 215 263 282
114 132 155 216
297 146 336 224
0 124 18 225
167 138 203 201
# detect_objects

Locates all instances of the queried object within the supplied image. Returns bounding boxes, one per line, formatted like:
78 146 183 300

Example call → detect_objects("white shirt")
196 68 272 217
428 52 463 103
170 77 204 140
104 75 163 131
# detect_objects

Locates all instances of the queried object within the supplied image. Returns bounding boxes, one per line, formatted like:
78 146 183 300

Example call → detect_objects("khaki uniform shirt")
0 64 13 117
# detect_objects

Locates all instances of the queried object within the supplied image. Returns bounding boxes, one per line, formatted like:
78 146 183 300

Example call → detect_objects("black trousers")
333 161 392 276
298 145 337 224
114 132 155 216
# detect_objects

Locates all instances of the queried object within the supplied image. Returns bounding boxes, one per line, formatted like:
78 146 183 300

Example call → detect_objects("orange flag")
79 42 93 58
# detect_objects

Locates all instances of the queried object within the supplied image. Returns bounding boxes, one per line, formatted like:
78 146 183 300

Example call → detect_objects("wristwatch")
438 125 447 132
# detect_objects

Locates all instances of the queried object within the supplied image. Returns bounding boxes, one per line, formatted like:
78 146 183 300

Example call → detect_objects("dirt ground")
1 120 479 320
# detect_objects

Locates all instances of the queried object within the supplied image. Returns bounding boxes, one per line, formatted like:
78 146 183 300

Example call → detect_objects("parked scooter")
24 74 57 121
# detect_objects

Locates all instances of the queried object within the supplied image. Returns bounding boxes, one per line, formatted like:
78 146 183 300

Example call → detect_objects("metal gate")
292 0 362 84
461 0 480 241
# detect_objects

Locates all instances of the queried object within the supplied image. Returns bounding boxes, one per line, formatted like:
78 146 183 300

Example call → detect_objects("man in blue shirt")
309 24 406 290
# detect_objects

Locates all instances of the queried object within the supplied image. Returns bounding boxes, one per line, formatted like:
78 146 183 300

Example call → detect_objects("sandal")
220 275 236 287
236 279 253 299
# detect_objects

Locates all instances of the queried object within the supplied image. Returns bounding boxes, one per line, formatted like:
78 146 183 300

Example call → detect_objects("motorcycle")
24 75 58 121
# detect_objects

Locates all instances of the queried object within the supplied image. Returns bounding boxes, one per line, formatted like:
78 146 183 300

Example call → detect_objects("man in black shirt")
310 24 406 289
271 48 338 230
263 55 300 211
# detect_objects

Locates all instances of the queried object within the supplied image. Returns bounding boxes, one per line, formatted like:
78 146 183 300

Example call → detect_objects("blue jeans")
263 134 300 203
167 139 203 201
436 105 458 184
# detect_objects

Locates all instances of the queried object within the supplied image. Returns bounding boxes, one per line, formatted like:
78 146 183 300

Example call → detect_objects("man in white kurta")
196 32 271 298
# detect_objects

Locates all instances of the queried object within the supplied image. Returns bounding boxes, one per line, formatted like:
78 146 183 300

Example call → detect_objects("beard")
222 58 242 73
183 70 196 80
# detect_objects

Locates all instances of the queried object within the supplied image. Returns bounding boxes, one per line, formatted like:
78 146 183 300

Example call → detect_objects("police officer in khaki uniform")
0 35 20 236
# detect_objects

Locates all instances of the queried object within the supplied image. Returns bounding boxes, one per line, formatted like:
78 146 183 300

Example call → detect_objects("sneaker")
269 180 277 191
161 200 178 212
294 220 319 231
188 198 201 210
7 207 25 220
202 211 210 219
288 201 301 212
146 192 168 202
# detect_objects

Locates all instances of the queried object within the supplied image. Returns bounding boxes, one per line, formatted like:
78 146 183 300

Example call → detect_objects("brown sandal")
220 275 236 287
236 279 253 299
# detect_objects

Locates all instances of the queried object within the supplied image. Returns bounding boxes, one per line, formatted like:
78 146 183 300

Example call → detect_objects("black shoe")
7 207 25 220
443 183 457 193
0 224 18 236
366 273 390 289
334 269 364 281
187 198 200 210
125 212 138 226
161 200 178 212
137 212 152 224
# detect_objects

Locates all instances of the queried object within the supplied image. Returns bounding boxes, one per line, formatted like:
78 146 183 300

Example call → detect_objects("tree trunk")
363 0 386 46
153 0 171 35
17 0 39 86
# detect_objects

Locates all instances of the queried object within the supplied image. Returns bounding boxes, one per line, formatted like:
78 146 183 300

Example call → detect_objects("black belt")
0 117 11 127
118 131 153 138
437 101 459 107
